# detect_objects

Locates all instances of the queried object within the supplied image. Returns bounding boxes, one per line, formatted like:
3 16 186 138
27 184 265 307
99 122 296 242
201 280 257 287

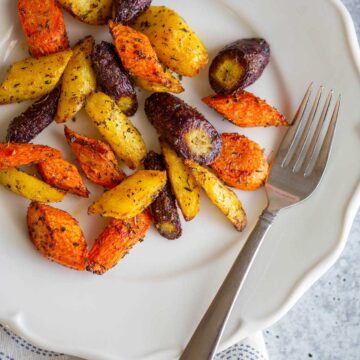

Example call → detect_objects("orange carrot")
109 21 180 90
0 143 61 169
17 0 69 57
202 91 288 127
212 133 264 173
87 210 152 275
37 158 89 197
210 133 269 191
27 202 88 271
64 127 125 189
217 159 269 191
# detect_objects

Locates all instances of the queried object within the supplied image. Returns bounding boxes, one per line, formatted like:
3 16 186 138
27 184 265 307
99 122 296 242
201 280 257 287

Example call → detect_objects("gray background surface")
264 1 360 358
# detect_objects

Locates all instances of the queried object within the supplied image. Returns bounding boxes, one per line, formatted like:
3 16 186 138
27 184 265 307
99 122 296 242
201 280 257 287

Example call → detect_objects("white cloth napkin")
0 323 268 360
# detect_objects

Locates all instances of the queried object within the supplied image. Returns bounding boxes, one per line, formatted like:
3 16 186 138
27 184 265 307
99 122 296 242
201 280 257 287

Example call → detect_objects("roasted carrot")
87 210 152 275
202 91 288 127
64 127 125 189
211 133 264 173
222 159 270 191
27 202 88 271
109 21 182 91
37 158 89 197
88 170 166 220
17 0 69 57
0 143 61 170
0 168 65 203
210 133 269 191
144 151 182 240
109 21 163 84
185 159 247 231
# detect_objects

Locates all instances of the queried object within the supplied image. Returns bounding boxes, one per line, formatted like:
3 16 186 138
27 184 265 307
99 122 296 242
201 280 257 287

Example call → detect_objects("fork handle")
180 208 276 360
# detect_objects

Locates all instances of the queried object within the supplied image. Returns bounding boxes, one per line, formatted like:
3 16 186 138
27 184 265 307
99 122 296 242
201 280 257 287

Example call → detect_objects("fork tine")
301 90 333 173
274 83 313 165
289 83 314 125
305 95 340 176
291 86 323 171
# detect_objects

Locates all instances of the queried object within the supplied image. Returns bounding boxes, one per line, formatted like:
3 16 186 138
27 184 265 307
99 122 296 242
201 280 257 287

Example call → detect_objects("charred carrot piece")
210 133 269 191
109 21 181 90
17 0 69 57
0 143 61 170
27 202 88 271
202 91 288 127
37 158 89 197
87 210 152 275
64 127 125 189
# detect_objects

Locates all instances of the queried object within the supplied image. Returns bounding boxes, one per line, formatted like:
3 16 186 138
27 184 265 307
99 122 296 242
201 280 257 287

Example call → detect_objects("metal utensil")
180 84 341 360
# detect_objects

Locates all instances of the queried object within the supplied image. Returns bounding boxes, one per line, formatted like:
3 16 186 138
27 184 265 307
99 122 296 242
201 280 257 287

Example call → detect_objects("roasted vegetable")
55 36 96 123
0 143 61 169
108 22 163 84
109 22 183 92
17 0 69 57
37 158 89 197
6 86 60 143
57 0 112 25
145 93 221 165
27 202 87 270
85 92 146 169
88 170 167 219
132 6 208 77
209 38 270 95
161 141 200 221
135 67 184 94
203 91 288 127
223 159 269 191
112 0 152 25
64 126 125 189
87 210 152 274
210 133 269 191
0 168 64 202
144 151 182 239
0 49 72 104
185 160 247 231
91 41 137 116
211 133 264 173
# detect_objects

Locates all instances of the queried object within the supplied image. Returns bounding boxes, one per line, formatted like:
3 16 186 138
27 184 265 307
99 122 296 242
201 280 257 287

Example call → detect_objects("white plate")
0 0 359 359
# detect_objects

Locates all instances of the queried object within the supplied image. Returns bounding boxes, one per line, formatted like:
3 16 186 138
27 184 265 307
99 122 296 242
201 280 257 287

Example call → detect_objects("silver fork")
180 84 341 360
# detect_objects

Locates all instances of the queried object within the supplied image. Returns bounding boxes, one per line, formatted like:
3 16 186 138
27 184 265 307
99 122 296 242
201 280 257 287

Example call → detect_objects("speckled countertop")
264 2 360 358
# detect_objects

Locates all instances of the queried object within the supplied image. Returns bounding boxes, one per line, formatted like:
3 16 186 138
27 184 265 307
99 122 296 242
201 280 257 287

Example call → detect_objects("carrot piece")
109 21 162 84
17 0 69 57
0 143 62 169
212 133 264 173
37 158 89 197
202 91 288 127
27 202 88 271
216 158 269 191
64 127 125 189
185 159 247 231
109 21 181 89
210 133 269 191
87 210 152 275
0 168 65 202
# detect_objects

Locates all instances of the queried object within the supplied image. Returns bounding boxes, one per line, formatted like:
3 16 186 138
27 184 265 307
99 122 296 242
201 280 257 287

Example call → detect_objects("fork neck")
260 207 278 225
